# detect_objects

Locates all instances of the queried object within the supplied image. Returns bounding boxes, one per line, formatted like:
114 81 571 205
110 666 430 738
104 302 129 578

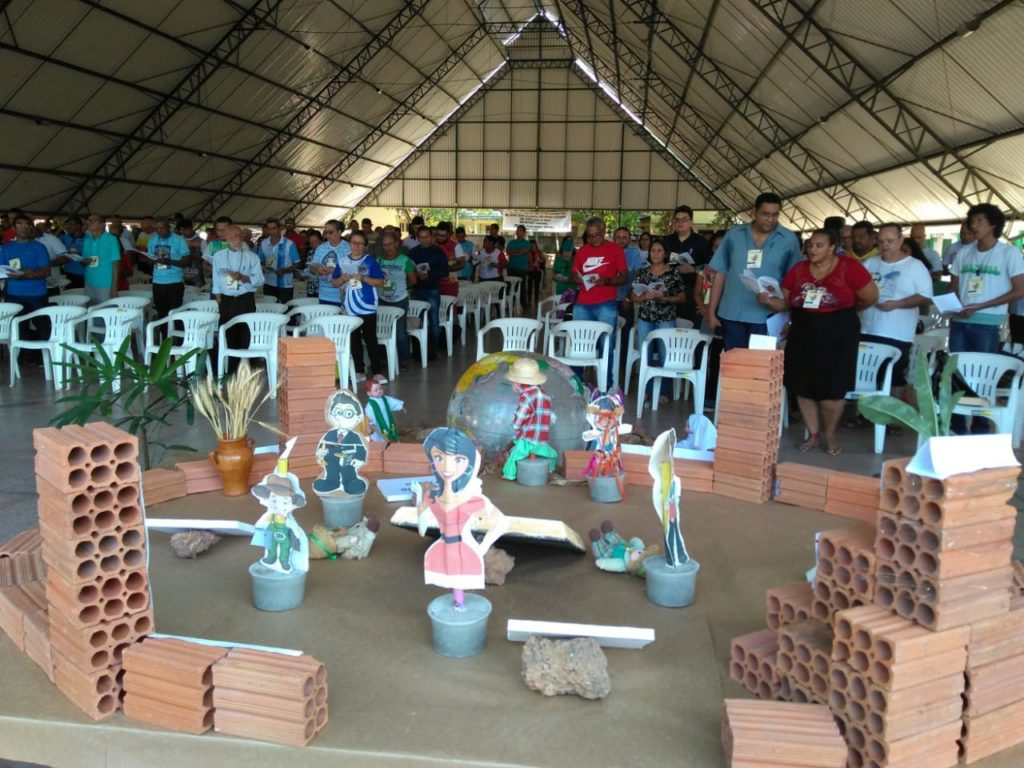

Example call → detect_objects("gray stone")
484 547 515 585
521 636 611 699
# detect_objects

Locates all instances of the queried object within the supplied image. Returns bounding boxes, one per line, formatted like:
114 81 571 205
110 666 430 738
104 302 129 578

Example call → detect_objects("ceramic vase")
209 436 255 496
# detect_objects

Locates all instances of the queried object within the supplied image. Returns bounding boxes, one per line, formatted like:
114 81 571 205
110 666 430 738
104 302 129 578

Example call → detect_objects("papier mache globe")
447 352 588 462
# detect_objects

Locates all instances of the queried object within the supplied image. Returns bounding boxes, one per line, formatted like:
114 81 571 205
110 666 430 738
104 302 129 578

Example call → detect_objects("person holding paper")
859 223 933 402
212 225 264 373
474 235 506 282
258 217 302 304
330 230 387 383
706 193 802 350
147 217 191 321
1 213 51 361
661 205 709 324
760 229 877 456
629 239 686 403
307 220 350 307
410 225 450 360
553 236 576 295
948 203 1024 354
58 215 86 288
572 217 627 390
614 226 645 335
81 214 120 305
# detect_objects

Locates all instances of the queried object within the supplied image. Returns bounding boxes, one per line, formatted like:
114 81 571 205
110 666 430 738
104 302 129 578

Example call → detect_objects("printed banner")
501 209 572 232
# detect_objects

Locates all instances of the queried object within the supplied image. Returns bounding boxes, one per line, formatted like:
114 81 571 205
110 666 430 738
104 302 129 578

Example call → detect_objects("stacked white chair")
298 315 362 390
844 341 902 454
636 328 713 418
10 306 87 389
375 306 404 382
406 299 431 369
546 320 613 391
217 313 290 395
144 310 218 377
476 318 542 361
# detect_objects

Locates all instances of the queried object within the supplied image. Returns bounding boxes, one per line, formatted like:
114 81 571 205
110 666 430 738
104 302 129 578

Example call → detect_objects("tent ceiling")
0 0 1020 228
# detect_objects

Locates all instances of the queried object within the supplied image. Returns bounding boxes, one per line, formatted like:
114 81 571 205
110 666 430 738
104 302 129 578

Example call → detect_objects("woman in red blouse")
760 229 878 455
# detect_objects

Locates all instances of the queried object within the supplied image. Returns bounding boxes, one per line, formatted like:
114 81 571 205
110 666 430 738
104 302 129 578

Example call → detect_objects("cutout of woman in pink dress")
416 428 507 609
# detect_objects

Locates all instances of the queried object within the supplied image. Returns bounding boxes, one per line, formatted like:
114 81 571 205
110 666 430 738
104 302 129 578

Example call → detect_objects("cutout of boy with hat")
251 440 309 574
500 357 559 480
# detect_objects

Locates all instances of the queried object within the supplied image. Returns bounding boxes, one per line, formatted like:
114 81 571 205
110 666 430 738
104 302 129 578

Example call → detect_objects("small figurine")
309 516 380 560
364 378 404 443
587 520 656 576
500 357 559 480
649 428 690 567
313 389 369 497
251 456 309 575
414 427 508 610
581 392 631 480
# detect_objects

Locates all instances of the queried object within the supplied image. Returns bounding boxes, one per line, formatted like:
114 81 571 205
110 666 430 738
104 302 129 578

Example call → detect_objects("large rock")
521 636 611 699
484 547 515 585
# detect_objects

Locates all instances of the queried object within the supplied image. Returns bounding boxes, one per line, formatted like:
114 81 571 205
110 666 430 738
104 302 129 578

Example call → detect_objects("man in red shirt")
283 217 306 252
435 221 463 299
572 217 627 390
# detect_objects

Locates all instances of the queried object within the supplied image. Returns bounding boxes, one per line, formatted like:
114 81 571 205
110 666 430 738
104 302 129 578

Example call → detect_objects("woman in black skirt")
760 229 878 456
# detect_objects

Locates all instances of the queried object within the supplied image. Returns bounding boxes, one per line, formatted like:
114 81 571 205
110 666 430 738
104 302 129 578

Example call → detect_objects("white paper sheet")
766 311 790 338
145 518 255 536
906 434 1020 479
506 619 655 649
376 476 436 502
748 334 777 350
932 293 963 314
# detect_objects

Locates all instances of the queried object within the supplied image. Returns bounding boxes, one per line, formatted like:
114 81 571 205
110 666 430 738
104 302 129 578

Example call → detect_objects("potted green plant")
857 352 960 441
190 362 273 496
52 337 203 470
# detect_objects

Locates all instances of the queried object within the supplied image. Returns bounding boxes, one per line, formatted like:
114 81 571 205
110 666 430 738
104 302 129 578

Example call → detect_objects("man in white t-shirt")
950 203 1024 354
860 223 934 399
35 221 68 294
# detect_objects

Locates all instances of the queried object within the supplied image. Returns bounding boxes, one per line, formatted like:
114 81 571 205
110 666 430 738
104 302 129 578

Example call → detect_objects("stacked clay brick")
830 605 967 768
0 527 45 587
0 579 48 677
122 637 227 734
713 349 782 503
212 648 329 746
961 597 1024 762
811 526 874 624
722 699 847 768
731 582 812 700
776 619 834 704
279 336 338 480
774 462 831 509
874 459 1015 631
34 423 153 720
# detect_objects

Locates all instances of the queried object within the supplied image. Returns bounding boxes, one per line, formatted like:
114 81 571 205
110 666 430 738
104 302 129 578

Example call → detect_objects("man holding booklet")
706 193 802 350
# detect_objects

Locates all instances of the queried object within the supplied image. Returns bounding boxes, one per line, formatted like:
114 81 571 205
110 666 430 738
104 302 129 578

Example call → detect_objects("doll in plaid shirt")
501 358 559 480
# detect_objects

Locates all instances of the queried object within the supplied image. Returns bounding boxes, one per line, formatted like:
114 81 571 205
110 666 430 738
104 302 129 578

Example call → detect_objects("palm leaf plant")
857 352 961 439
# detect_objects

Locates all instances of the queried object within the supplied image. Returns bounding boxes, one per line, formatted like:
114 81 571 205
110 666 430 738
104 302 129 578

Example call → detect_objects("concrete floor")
1 318 1024 767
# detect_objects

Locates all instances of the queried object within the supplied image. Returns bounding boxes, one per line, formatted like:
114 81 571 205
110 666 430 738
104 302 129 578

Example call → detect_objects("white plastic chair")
299 315 363 390
536 295 558 348
439 295 456 356
455 284 480 344
952 352 1024 447
51 295 90 307
504 276 523 317
253 302 288 314
144 310 217 377
844 341 902 454
120 289 152 300
91 296 150 350
908 334 946 380
286 304 339 331
255 295 278 305
61 288 86 295
10 306 87 388
475 318 542 361
67 307 143 388
375 306 404 382
482 281 505 323
611 315 626 391
286 297 319 308
217 313 290 395
407 299 430 368
636 328 712 418
181 298 218 312
546 320 613 391
0 302 23 366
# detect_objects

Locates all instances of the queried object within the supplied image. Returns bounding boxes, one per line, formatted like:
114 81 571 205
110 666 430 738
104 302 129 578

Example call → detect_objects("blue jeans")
380 297 410 366
572 300 618 390
721 318 768 351
413 288 440 353
949 320 1001 353
637 318 675 398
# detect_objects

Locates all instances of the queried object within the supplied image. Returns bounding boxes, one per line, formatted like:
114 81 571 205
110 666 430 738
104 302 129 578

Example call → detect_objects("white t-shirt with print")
859 255 933 342
951 241 1024 321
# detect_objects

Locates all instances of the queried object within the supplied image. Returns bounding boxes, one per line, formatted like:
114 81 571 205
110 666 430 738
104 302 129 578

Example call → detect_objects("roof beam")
749 0 1020 215
187 0 430 226
282 26 490 224
53 0 284 216
619 0 883 224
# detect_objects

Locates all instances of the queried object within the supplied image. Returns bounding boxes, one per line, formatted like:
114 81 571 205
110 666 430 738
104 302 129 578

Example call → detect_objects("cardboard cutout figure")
413 427 508 609
364 379 403 443
581 392 631 478
587 520 656 576
251 441 309 574
500 358 559 480
313 389 369 497
649 428 690 567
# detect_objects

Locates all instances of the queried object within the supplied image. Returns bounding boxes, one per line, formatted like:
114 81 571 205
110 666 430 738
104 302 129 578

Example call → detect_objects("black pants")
1010 314 1024 345
351 312 386 377
218 293 256 374
152 282 185 321
10 295 50 363
526 270 542 307
64 272 84 289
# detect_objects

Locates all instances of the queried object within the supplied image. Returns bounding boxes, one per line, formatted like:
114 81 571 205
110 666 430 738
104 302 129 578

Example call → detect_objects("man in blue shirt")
147 216 191 321
409 226 450 360
307 220 351 306
455 226 476 280
614 226 645 336
258 218 302 304
2 214 52 360
707 192 802 350
59 215 86 288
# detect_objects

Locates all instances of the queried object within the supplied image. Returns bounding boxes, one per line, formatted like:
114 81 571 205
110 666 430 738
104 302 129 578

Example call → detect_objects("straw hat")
505 357 547 385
